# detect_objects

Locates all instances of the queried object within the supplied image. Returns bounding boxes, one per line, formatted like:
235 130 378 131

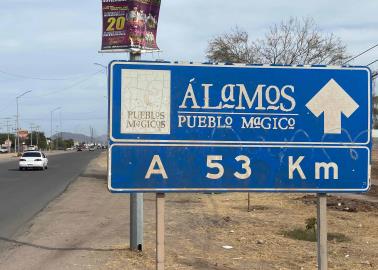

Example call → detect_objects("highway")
0 150 101 249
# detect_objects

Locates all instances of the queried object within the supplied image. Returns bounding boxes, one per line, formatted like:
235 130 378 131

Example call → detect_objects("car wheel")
19 167 23 171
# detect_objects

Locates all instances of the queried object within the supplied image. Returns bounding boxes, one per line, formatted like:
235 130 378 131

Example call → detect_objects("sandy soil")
0 152 377 270
108 193 378 270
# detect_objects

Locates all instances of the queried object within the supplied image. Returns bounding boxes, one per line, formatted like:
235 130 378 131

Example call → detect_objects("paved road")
0 150 101 245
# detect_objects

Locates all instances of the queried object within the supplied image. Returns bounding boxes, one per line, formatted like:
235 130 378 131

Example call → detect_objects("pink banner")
102 0 161 51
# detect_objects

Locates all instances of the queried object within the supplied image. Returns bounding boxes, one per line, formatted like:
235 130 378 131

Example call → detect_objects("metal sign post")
130 192 143 251
156 193 165 270
129 52 144 252
317 193 328 270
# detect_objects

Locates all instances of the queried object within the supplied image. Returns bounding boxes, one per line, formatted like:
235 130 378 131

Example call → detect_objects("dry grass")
107 192 378 270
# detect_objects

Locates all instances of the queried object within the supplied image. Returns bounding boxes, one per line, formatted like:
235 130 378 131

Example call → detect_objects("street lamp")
35 125 40 149
94 63 108 75
2 117 12 153
96 64 110 145
16 90 32 153
29 123 35 146
50 107 61 151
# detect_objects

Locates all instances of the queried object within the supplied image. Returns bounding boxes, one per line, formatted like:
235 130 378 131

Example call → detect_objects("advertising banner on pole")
17 130 29 140
101 0 161 51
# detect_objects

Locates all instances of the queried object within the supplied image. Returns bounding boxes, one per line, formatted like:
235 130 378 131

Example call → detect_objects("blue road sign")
109 62 371 145
108 62 372 193
109 144 370 192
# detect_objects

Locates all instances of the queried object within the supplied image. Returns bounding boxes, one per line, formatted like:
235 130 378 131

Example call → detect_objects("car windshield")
22 152 41 157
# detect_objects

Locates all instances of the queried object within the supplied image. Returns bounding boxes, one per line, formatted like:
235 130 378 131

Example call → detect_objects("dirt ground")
0 152 377 270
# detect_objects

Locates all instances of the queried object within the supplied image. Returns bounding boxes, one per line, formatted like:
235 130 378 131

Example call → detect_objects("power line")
18 117 106 121
343 43 378 64
367 59 378 66
0 69 105 114
0 108 106 121
0 103 15 115
0 68 105 81
29 70 105 98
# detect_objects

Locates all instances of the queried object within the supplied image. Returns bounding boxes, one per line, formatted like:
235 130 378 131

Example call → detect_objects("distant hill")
96 134 107 143
52 132 107 144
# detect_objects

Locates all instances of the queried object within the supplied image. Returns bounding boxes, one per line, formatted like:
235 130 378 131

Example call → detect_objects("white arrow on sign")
306 79 359 134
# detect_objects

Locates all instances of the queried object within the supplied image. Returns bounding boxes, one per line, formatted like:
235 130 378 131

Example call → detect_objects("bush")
283 217 350 242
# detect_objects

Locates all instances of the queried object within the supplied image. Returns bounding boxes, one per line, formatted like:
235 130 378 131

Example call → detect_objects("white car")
19 151 48 171
27 145 38 151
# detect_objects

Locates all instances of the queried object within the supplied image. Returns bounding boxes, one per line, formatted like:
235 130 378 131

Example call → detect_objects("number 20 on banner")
106 17 126 31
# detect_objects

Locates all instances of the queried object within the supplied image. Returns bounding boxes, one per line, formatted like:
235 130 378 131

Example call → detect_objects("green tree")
52 138 74 150
0 133 15 146
24 131 47 150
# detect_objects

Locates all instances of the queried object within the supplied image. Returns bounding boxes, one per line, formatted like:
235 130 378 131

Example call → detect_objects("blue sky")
0 0 377 136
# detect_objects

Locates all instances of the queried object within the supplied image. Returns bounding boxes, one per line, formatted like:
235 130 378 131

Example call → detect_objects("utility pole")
129 51 144 252
50 107 61 151
55 125 59 149
90 126 94 144
59 111 63 149
13 121 17 154
29 124 34 146
4 118 12 153
16 90 32 154
35 125 40 149
16 100 18 152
